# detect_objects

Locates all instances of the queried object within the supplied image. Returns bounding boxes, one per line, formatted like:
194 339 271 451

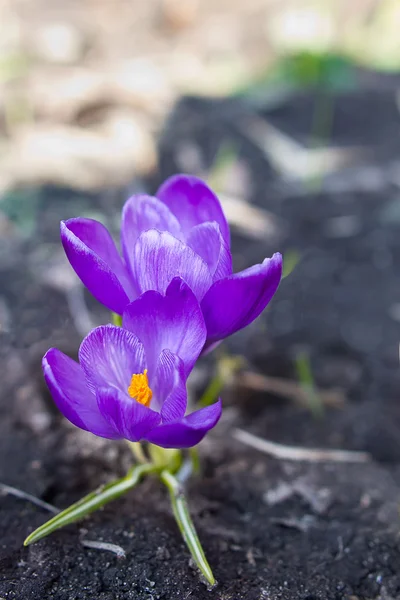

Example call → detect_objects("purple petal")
123 278 206 376
97 387 160 441
145 400 222 448
186 222 232 281
152 350 187 422
79 325 145 395
132 230 212 302
156 174 230 245
201 253 283 344
121 195 182 271
61 218 134 314
42 348 118 438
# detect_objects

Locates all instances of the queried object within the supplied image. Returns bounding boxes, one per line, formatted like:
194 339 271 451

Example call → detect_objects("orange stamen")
128 369 153 407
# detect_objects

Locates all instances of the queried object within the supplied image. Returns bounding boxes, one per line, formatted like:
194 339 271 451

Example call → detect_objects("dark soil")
2 80 400 599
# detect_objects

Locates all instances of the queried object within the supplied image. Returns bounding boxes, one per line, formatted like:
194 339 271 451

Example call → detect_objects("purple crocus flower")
61 174 282 351
42 279 222 448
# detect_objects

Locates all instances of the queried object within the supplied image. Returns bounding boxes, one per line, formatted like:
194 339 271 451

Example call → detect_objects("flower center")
128 369 153 407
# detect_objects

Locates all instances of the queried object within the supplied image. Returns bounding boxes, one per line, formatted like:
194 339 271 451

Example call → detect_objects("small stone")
264 482 293 506
155 546 171 561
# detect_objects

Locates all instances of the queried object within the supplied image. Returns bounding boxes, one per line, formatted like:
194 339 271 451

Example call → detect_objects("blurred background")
0 0 399 193
2 2 400 598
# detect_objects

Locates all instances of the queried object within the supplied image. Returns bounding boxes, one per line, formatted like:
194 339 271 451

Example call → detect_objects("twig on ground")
81 539 126 558
269 516 316 533
237 370 345 409
233 429 371 463
0 482 59 513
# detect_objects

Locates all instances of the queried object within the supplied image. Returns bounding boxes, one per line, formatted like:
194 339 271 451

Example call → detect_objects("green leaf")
112 312 122 327
197 373 224 408
282 250 300 279
24 463 158 546
198 355 244 408
294 351 324 419
160 469 215 587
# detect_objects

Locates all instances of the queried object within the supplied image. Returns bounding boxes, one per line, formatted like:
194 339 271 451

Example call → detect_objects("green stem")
188 447 200 476
127 441 148 464
24 463 158 546
160 469 215 586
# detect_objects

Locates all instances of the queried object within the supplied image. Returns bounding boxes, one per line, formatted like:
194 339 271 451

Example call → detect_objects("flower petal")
201 253 283 344
42 348 118 438
123 277 206 376
156 174 230 245
61 218 134 314
186 222 232 281
79 325 145 395
121 194 182 271
131 230 212 302
97 387 160 441
152 350 187 422
144 400 222 448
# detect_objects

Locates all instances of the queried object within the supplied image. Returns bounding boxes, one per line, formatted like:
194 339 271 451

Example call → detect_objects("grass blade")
294 351 324 419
